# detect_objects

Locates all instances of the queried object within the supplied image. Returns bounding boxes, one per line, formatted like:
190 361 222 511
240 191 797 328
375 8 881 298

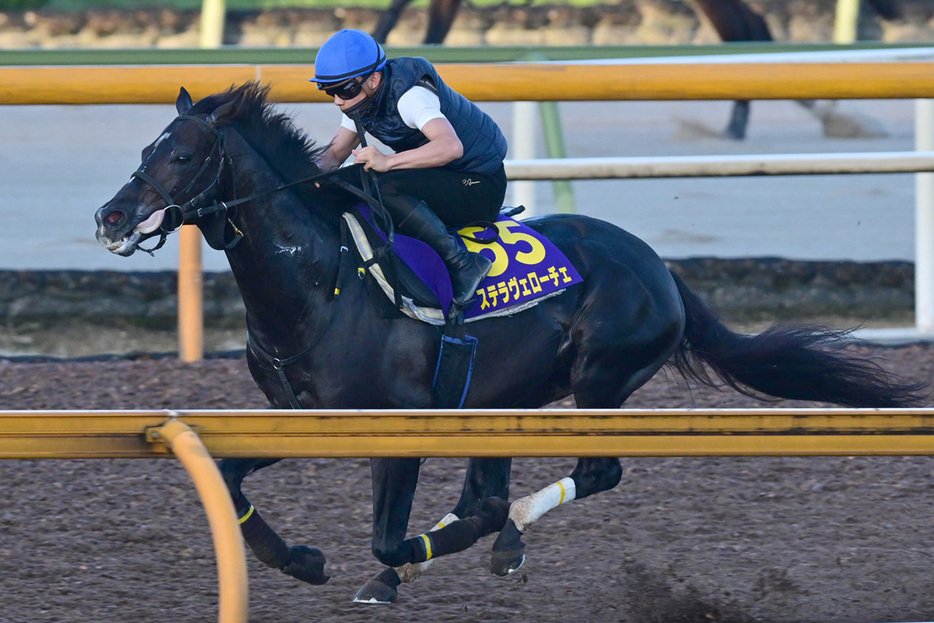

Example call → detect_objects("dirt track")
2 346 934 623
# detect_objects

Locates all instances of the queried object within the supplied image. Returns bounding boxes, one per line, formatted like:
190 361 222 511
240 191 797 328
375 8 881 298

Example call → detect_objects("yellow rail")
4 62 934 105
5 406 934 623
4 408 934 459
148 420 247 623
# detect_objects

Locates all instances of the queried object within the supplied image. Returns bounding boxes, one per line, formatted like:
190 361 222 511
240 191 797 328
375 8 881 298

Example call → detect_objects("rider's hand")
352 146 391 173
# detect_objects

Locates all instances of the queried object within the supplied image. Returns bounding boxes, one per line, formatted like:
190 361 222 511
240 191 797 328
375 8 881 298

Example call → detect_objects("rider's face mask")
337 74 379 119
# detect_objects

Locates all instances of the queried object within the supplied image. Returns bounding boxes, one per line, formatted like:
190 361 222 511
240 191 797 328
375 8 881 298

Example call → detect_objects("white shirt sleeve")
338 86 445 135
397 86 447 130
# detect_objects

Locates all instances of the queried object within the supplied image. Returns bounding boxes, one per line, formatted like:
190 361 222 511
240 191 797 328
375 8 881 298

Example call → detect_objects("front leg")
395 456 512 583
356 458 511 603
724 100 751 140
354 457 422 604
219 457 329 585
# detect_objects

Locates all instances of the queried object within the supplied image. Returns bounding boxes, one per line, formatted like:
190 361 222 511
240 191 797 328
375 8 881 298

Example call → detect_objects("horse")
373 0 462 45
373 0 903 139
94 82 925 604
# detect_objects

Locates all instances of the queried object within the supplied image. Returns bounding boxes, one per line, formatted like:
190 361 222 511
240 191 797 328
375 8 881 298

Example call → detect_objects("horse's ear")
176 87 193 115
207 99 237 127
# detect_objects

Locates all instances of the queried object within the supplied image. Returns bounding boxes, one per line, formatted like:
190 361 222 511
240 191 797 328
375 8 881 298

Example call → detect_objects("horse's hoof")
490 548 526 576
353 567 401 604
490 519 526 577
281 545 330 585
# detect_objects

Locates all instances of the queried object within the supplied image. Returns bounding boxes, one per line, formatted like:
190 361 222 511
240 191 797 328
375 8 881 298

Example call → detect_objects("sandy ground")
2 343 934 623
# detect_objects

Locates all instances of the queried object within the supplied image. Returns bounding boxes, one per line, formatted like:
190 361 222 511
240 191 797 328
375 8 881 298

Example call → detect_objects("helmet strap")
344 73 381 120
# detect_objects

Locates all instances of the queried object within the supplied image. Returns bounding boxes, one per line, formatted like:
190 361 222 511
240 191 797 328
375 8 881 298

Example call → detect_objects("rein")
132 112 388 254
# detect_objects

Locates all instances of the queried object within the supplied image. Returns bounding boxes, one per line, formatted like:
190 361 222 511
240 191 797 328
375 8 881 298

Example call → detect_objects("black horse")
95 82 924 603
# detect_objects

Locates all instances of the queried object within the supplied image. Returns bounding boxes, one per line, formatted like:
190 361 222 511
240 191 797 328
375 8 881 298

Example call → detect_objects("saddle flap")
355 204 452 312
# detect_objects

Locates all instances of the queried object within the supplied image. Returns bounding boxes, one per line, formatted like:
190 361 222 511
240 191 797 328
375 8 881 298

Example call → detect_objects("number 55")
458 220 547 278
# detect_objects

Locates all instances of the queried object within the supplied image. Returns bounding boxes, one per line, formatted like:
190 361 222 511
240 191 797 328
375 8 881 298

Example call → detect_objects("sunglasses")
318 77 366 99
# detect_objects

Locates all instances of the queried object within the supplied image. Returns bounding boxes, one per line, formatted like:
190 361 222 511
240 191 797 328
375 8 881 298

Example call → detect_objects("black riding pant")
375 165 507 228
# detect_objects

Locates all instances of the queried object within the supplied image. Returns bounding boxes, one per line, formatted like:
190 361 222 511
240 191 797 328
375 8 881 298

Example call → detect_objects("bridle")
131 114 239 254
130 112 361 255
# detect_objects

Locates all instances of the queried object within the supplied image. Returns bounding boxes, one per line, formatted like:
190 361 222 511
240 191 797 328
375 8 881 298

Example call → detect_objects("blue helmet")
311 29 388 84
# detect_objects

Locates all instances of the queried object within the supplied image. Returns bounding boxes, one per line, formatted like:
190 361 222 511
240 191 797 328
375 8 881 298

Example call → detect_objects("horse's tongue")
135 209 166 235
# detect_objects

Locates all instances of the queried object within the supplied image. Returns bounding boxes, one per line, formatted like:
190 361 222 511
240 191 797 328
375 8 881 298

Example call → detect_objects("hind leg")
371 0 412 42
424 0 462 43
490 457 623 576
219 458 329 585
491 266 683 576
489 382 650 577
489 384 641 577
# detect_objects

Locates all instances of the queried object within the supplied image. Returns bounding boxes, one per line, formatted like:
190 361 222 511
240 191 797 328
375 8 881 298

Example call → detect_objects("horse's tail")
668 271 927 408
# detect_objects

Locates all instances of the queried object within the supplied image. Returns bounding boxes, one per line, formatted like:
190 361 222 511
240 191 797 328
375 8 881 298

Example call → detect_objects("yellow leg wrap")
238 505 255 525
419 533 433 561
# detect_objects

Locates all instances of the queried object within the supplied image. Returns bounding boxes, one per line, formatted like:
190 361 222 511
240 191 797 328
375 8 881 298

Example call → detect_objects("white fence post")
915 99 934 334
199 0 226 48
511 101 537 216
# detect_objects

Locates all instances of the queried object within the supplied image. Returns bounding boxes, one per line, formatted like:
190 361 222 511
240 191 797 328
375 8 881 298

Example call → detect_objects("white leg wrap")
508 477 576 533
394 512 459 583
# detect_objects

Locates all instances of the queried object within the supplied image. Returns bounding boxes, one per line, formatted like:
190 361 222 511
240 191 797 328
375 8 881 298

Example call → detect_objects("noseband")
131 114 240 253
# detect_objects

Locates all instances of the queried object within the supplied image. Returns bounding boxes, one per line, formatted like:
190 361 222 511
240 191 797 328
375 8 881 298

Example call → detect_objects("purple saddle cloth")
356 205 583 321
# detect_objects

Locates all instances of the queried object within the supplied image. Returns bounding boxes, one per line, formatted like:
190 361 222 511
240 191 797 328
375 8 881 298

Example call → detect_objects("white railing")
504 151 934 180
502 144 934 344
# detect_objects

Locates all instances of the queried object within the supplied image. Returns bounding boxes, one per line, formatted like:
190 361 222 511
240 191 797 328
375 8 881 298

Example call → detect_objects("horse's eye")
174 154 191 164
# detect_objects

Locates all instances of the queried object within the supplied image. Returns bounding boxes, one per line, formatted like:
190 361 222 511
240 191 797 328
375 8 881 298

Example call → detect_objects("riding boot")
387 200 492 308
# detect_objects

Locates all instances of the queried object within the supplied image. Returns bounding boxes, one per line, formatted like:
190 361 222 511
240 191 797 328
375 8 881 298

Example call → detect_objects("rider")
311 28 509 310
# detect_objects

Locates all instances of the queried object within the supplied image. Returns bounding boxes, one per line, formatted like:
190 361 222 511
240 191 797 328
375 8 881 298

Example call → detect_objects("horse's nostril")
105 210 126 226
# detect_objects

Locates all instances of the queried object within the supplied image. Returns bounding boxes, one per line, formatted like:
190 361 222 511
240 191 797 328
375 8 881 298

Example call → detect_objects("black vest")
350 57 508 175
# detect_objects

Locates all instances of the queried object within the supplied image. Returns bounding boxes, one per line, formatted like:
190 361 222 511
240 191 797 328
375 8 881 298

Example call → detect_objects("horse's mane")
191 81 329 209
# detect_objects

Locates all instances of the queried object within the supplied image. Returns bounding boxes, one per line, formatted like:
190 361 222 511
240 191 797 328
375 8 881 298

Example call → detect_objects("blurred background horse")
373 0 904 139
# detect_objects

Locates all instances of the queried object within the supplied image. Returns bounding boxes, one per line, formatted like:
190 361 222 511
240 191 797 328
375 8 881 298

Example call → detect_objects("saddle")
319 164 584 326
341 203 583 326
343 204 518 324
